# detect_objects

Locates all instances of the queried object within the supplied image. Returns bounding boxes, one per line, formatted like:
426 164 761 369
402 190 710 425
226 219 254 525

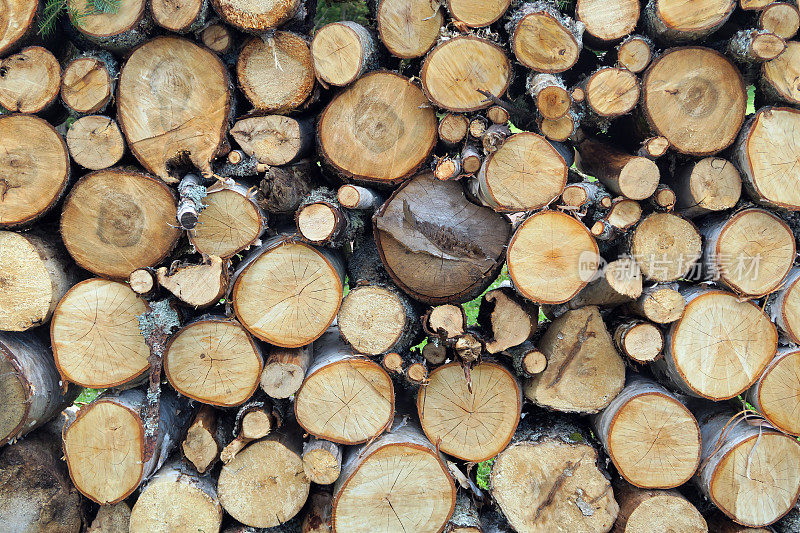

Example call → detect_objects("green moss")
476 458 495 490
74 388 103 405
746 85 756 115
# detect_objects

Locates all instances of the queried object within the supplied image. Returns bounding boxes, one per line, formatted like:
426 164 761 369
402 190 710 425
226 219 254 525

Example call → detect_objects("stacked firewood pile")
2 0 800 530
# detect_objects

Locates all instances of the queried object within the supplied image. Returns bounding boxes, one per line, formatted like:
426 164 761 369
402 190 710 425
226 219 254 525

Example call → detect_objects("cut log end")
422 36 511 112
614 483 707 532
614 320 663 362
66 116 125 171
631 213 701 282
201 24 233 54
643 47 745 155
0 115 70 229
760 2 800 39
339 285 413 355
52 278 149 388
508 210 598 305
61 55 113 115
418 362 521 462
618 36 652 73
586 67 640 117
0 46 60 114
165 318 262 407
577 0 639 42
61 169 180 279
376 0 443 58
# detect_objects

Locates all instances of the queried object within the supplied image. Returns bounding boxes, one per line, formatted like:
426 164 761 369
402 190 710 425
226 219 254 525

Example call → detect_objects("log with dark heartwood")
3 0 800 530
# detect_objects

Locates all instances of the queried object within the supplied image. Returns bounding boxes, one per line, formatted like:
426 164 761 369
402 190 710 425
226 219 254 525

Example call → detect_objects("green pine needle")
38 0 121 36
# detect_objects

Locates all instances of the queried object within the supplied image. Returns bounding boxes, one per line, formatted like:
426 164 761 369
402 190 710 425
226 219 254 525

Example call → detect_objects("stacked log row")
3 0 800 530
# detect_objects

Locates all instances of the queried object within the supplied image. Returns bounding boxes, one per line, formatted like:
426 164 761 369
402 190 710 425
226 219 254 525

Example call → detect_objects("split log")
0 231 76 331
200 22 234 54
524 306 625 413
765 266 800 343
118 36 230 181
424 304 467 339
547 256 643 315
62 388 189 504
0 46 60 114
746 347 800 436
155 255 229 308
470 132 568 212
584 67 640 119
728 29 786 63
642 47 745 155
260 344 312 399
592 374 701 489
421 36 511 112
418 361 522 462
61 51 117 116
695 405 800 527
490 414 619 532
65 115 126 170
374 0 443 58
151 0 209 33
630 213 702 282
303 489 333 533
0 114 70 228
0 0 37 55
627 282 685 324
231 234 344 347
164 316 263 407
652 288 777 400
60 169 181 279
129 459 223 533
734 106 800 209
67 0 151 51
294 329 394 444
644 0 735 43
760 2 800 38
667 157 741 218
373 172 510 304
613 319 663 362
312 22 377 86
190 182 265 259
51 278 150 388
505 341 548 377
339 238 422 355
576 0 638 43
231 115 313 166
318 71 437 185
0 426 83 533
701 208 794 296
617 35 653 73
182 405 223 473
211 0 300 30
439 113 470 146
302 437 342 485
577 138 660 200
217 424 310 528
237 33 314 113
478 285 538 353
762 41 800 105
612 481 707 532
527 73 570 120
0 331 74 445
507 210 599 305
507 2 584 73
447 0 510 27
332 417 456 533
